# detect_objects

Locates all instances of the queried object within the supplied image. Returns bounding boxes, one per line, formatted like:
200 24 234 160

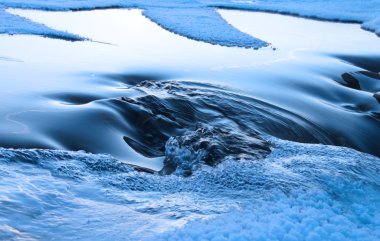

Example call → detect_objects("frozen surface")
1 7 380 241
1 0 380 48
208 0 380 37
142 7 267 49
1 138 379 240
153 139 380 241
363 17 380 36
0 9 83 40
0 0 268 48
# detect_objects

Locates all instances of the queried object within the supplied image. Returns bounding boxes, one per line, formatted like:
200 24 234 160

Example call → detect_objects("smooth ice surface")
1 0 380 48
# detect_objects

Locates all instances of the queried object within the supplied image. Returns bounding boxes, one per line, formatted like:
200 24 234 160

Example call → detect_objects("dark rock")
374 92 380 104
341 73 361 90
160 124 271 176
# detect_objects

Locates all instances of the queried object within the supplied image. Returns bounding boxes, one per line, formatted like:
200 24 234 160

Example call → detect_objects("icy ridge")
152 138 380 241
0 8 84 40
1 0 380 48
142 7 267 49
0 0 268 48
207 0 380 36
363 17 380 36
1 138 380 240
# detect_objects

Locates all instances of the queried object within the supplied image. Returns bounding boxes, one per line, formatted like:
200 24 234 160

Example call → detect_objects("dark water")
1 56 380 169
1 10 379 168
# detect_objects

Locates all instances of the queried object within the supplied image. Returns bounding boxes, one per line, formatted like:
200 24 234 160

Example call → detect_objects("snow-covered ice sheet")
0 9 83 40
209 0 380 37
142 7 267 49
363 17 380 36
211 0 380 39
0 0 268 48
208 0 380 22
152 138 380 241
1 138 379 240
1 0 380 48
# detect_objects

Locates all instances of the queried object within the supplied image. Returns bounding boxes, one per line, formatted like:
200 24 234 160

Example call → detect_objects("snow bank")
152 138 380 241
0 0 116 10
1 0 379 48
0 9 84 40
207 0 380 38
207 0 380 22
0 0 267 48
142 7 267 49
0 137 380 240
154 190 380 241
362 17 380 36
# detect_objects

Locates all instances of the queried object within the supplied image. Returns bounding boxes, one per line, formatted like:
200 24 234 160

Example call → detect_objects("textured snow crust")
1 0 380 48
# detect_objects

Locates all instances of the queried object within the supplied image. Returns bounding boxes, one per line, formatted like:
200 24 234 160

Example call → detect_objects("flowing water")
0 9 380 240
